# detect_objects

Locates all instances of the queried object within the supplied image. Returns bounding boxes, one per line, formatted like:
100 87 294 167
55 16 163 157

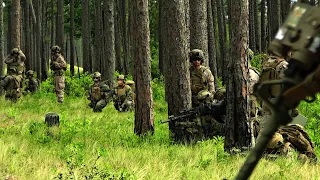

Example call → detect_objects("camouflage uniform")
257 56 316 161
187 49 216 140
88 72 112 112
50 45 66 103
5 48 26 75
113 75 133 112
23 70 39 94
0 68 23 102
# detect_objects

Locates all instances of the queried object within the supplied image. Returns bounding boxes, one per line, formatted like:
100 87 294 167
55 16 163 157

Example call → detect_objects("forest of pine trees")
0 0 319 150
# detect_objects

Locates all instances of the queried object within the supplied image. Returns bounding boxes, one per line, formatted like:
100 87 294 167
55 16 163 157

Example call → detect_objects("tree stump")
45 113 60 127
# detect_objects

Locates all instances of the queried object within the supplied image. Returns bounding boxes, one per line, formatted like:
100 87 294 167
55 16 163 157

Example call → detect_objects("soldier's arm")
18 51 26 62
56 56 67 69
204 69 215 94
4 56 14 64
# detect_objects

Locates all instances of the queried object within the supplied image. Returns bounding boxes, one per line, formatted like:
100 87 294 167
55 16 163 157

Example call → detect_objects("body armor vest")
190 66 208 95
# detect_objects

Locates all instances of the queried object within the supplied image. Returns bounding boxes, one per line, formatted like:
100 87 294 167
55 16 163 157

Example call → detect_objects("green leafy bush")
40 73 92 97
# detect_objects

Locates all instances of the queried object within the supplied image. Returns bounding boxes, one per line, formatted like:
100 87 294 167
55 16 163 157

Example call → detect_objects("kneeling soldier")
87 72 112 112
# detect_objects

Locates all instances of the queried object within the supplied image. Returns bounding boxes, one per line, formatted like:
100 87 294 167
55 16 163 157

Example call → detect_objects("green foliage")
41 73 92 97
151 75 165 101
250 53 267 72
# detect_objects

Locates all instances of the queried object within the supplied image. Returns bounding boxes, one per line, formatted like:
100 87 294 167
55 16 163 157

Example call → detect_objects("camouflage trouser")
173 117 204 144
5 95 19 103
89 99 107 112
5 90 21 103
201 115 224 139
54 75 65 103
114 100 133 112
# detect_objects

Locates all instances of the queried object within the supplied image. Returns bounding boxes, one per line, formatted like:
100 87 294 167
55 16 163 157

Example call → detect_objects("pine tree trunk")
103 0 115 88
0 0 3 76
93 0 102 72
56 0 64 55
268 0 280 42
249 0 256 52
69 0 75 76
114 0 123 73
260 0 267 52
51 0 55 47
163 0 192 136
253 0 260 53
11 0 21 49
82 0 91 73
132 0 154 135
207 0 218 89
35 0 41 80
120 0 129 75
41 0 48 80
216 0 227 82
225 0 251 151
190 0 209 66
23 0 31 70
158 1 164 75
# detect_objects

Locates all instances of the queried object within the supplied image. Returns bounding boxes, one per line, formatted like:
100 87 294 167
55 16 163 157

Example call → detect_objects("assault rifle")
161 100 226 124
236 3 320 179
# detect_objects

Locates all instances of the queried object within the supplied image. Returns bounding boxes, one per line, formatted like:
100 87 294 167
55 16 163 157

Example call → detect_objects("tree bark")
189 0 209 66
70 0 75 76
253 0 260 53
56 0 64 55
82 0 91 73
216 0 227 82
41 0 48 80
93 0 102 72
163 0 192 135
120 0 129 75
207 0 218 89
132 0 154 135
114 0 123 73
103 0 115 88
11 0 21 49
0 0 3 76
260 0 267 52
249 0 256 52
268 0 281 42
35 0 41 80
23 0 31 71
225 0 251 151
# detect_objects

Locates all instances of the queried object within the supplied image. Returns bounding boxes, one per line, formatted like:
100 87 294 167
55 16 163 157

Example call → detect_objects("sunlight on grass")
0 87 320 179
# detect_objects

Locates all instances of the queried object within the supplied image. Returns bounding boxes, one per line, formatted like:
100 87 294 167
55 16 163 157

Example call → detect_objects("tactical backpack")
259 56 285 98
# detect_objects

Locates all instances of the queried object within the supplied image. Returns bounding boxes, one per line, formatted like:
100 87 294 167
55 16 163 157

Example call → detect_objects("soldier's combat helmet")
117 74 125 81
26 70 34 77
189 49 204 63
92 72 101 81
51 45 61 53
11 48 19 55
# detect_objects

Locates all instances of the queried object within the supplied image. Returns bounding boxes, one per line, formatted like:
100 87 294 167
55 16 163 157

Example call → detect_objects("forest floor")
0 91 320 180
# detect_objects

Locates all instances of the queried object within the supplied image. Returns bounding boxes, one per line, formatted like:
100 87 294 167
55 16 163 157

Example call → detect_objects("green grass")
0 89 320 179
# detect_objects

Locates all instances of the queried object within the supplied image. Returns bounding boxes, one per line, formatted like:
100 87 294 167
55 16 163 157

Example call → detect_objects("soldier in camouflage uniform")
5 48 26 75
87 72 112 112
113 75 133 112
50 45 67 103
256 55 316 161
23 70 39 95
189 49 216 139
0 68 23 102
